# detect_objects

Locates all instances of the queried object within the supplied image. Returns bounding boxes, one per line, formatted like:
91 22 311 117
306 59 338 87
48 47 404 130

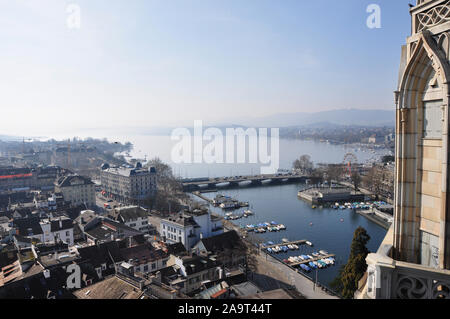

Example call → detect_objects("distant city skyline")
0 0 411 136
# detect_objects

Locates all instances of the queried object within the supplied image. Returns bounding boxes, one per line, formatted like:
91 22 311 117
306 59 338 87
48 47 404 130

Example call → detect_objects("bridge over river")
181 174 322 192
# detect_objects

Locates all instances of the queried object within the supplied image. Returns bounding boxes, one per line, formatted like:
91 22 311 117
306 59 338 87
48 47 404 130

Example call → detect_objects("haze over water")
118 134 390 178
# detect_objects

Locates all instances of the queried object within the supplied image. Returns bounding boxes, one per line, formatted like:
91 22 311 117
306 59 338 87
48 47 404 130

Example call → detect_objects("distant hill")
227 109 395 128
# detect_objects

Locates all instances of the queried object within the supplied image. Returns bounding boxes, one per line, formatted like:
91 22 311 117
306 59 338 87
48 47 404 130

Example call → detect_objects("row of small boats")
224 209 254 220
266 243 299 253
283 254 335 272
333 201 388 210
245 222 286 233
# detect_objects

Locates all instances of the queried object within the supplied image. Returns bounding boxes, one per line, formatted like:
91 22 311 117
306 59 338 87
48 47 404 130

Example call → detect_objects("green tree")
330 227 371 299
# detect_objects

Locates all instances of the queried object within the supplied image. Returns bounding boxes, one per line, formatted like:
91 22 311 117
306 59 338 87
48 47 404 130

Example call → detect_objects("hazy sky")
0 0 411 137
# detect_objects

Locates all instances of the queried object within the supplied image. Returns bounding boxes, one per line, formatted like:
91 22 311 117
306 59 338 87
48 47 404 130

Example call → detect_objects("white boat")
243 209 253 215
282 238 289 243
278 224 286 230
292 244 299 250
306 241 313 246
287 244 294 250
319 250 329 255
307 255 314 260
325 258 335 265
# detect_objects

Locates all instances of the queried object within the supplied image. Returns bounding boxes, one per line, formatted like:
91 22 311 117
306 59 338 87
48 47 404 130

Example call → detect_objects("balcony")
356 226 450 299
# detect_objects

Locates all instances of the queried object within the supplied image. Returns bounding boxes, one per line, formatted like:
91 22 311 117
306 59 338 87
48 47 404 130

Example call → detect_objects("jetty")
298 186 367 204
192 191 213 204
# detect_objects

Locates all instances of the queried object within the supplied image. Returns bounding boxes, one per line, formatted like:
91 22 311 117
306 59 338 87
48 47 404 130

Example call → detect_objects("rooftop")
73 275 145 299
56 175 94 188
102 166 155 177
112 206 149 222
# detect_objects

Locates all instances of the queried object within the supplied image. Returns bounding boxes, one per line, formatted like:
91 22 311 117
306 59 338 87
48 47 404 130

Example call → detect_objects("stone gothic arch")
395 30 450 269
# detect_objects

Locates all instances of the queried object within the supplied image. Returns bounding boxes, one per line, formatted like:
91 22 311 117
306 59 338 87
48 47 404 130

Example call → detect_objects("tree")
381 155 395 164
325 164 344 187
144 157 188 213
351 171 362 191
293 155 314 173
330 227 371 299
363 166 383 195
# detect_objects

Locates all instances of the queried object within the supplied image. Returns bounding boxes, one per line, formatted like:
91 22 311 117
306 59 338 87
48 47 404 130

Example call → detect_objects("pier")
191 191 213 204
298 186 367 204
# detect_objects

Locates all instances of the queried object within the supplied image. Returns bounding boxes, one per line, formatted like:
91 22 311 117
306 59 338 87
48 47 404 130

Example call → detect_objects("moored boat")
308 261 317 269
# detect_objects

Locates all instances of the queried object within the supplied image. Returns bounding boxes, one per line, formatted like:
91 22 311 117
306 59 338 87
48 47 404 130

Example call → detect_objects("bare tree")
144 157 188 213
363 166 383 195
351 171 362 191
293 154 314 173
325 164 344 187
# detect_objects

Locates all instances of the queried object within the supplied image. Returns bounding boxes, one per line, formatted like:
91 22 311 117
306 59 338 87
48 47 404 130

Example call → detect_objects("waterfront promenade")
254 252 339 299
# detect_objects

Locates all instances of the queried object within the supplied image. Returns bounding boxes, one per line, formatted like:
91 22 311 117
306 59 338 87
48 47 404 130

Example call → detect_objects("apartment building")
160 208 223 249
55 175 96 208
100 163 157 204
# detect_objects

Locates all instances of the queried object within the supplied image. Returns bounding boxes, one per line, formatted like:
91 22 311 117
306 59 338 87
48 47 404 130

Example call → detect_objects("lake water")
121 135 391 178
198 183 388 288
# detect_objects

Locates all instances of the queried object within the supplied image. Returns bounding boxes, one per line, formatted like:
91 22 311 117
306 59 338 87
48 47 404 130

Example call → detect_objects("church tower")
395 0 450 270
